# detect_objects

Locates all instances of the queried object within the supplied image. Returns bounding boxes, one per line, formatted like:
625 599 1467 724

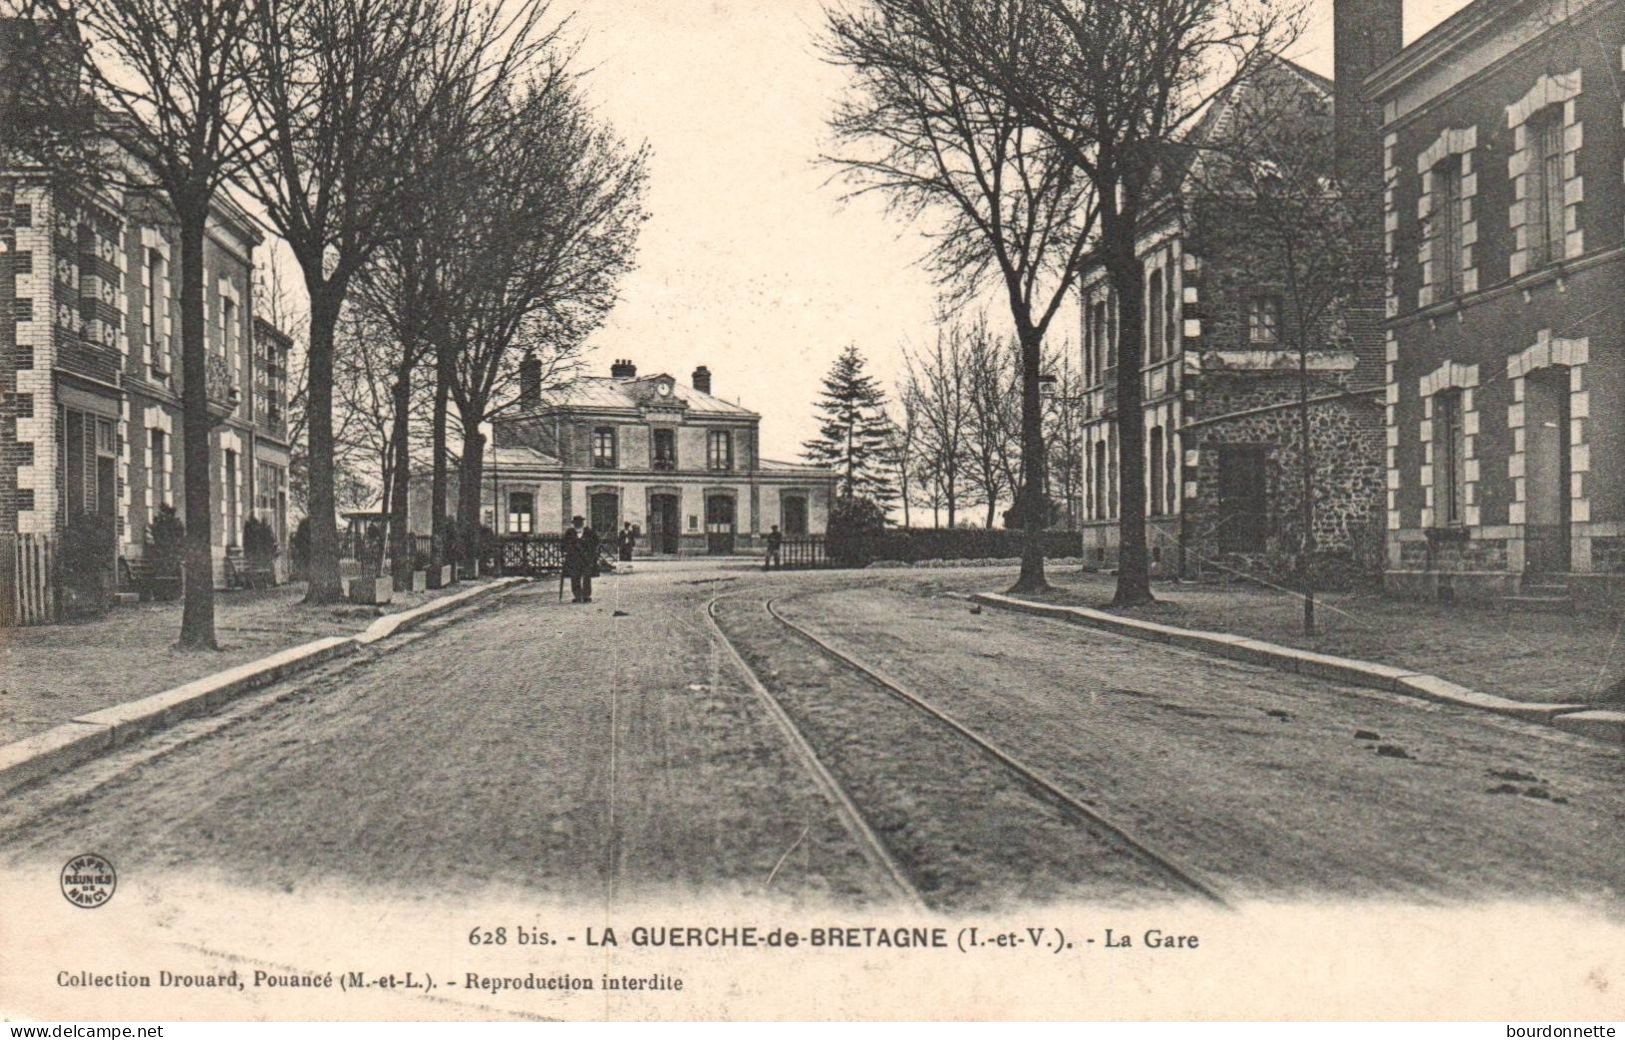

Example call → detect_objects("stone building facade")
407 360 836 556
1370 0 1625 609
2 173 292 592
1 17 293 616
1077 11 1396 585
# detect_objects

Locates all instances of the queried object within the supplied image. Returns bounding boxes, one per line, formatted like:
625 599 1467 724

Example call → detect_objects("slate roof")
489 445 560 468
1163 52 1335 198
536 375 758 418
758 457 838 476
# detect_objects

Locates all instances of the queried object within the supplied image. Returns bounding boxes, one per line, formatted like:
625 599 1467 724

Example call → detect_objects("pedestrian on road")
619 522 636 562
765 524 782 571
562 515 600 603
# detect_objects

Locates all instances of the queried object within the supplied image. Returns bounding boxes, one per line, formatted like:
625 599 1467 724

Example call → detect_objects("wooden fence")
778 536 833 570
8 533 57 626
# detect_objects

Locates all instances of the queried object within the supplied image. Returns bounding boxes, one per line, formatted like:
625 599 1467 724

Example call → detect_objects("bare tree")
352 0 561 584
333 308 401 511
242 0 553 600
905 324 976 528
240 0 431 600
963 318 1023 526
1043 348 1086 531
18 0 269 647
822 0 1099 591
887 390 919 528
1185 59 1361 633
919 0 1301 603
442 75 649 564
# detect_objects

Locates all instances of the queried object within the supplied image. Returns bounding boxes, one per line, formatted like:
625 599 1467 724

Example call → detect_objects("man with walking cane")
561 515 599 604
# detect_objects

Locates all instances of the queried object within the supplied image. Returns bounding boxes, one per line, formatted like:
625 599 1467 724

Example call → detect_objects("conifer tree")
802 344 896 506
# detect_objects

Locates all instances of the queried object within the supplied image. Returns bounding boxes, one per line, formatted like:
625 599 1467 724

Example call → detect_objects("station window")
592 427 617 468
507 491 534 534
707 430 733 471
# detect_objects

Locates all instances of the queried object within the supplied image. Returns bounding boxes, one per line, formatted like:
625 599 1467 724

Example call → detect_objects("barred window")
15 392 32 419
16 488 33 511
13 298 31 321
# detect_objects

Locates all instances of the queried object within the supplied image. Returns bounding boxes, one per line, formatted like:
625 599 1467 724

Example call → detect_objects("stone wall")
1186 377 1386 586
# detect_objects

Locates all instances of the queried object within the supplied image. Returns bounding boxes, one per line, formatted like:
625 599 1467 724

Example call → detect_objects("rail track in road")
705 593 1232 910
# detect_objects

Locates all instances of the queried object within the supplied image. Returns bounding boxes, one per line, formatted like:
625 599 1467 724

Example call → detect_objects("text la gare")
1105 929 1201 949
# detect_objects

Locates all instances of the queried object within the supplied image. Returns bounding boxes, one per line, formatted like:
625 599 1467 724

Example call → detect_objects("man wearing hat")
562 515 600 603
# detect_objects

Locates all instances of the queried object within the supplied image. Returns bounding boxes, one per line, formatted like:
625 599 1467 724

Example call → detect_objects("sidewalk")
0 581 479 746
1023 571 1625 706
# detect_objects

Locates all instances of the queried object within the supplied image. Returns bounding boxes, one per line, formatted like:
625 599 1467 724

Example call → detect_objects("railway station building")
408 359 837 556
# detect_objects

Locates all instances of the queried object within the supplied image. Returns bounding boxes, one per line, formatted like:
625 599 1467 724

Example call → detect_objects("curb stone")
1551 710 1625 745
969 592 1606 743
0 577 527 798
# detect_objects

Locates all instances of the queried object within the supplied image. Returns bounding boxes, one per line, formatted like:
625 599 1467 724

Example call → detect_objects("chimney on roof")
1333 0 1402 187
519 351 541 408
610 358 637 379
1333 0 1403 387
692 365 711 394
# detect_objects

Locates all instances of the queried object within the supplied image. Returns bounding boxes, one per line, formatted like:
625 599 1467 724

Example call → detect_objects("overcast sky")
548 0 1476 461
255 1 1475 464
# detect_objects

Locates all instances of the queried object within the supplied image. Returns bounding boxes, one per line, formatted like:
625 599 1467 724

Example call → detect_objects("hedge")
830 527 1084 566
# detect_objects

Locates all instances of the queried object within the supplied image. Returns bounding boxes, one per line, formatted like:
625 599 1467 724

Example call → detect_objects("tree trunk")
1011 323 1049 593
388 355 413 586
900 461 911 528
430 329 451 574
456 422 486 574
176 209 217 648
302 289 344 603
1107 225 1154 606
